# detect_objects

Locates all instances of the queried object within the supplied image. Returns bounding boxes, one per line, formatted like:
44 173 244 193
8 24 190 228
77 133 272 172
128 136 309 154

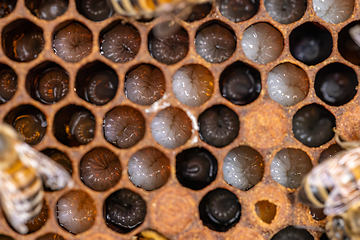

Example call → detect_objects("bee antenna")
333 128 360 150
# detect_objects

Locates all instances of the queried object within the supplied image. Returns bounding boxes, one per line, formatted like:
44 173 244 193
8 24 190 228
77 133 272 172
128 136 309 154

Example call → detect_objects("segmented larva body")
13 114 46 145
242 23 283 65
267 63 309 107
37 68 69 104
86 70 118 105
80 0 112 21
265 0 306 24
313 0 354 24
219 0 259 22
0 68 17 103
68 111 95 145
37 0 68 20
13 32 44 62
172 64 214 107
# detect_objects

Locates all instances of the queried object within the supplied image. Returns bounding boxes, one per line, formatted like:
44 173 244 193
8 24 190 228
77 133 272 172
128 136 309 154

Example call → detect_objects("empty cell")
338 21 360 65
195 23 236 63
0 0 16 18
151 107 192 149
242 23 283 65
53 22 93 62
26 0 68 20
0 65 17 104
315 63 358 106
199 188 241 232
265 0 306 24
270 148 312 189
267 63 309 107
176 147 218 190
101 23 140 63
290 22 332 66
128 147 170 191
292 104 336 147
81 148 121 191
104 189 146 233
57 190 96 234
223 146 264 191
198 105 239 148
104 106 145 148
77 0 112 21
172 64 214 107
313 0 354 24
220 61 261 105
220 0 259 22
255 200 277 224
271 226 313 240
125 64 165 106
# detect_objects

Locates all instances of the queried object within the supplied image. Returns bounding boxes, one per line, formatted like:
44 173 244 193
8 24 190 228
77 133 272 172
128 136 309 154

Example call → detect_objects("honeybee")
298 133 360 240
0 123 72 234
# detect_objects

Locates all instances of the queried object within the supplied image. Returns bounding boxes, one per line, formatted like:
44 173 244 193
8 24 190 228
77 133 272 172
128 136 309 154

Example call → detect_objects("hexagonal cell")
25 0 68 20
53 105 95 147
57 190 96 234
100 21 141 63
271 226 314 240
315 63 357 106
26 61 69 104
172 64 214 107
255 200 277 224
186 3 211 22
128 147 170 191
176 147 218 190
125 64 165 106
104 188 146 233
104 106 145 149
195 22 236 64
289 22 332 66
76 61 118 106
319 144 343 163
292 104 336 147
25 200 48 233
267 62 309 107
313 0 354 24
151 107 192 149
42 148 73 176
53 21 93 62
223 146 264 191
36 233 65 240
219 0 259 22
0 64 17 104
199 188 241 232
270 148 312 189
242 22 284 65
2 19 44 62
76 0 112 21
198 105 240 148
0 0 16 18
4 105 47 145
265 0 306 24
80 147 121 191
220 61 261 105
148 22 189 65
338 21 360 65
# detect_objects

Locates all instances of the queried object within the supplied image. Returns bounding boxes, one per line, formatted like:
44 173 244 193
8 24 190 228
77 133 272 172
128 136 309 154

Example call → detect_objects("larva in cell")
313 0 354 24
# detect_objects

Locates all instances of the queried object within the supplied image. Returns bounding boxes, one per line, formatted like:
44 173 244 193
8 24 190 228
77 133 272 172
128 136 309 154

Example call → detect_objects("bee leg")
333 128 360 150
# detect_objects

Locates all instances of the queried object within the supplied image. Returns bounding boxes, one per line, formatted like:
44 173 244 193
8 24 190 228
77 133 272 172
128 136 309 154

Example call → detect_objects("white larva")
241 23 284 65
172 65 214 107
57 190 96 234
349 24 360 47
151 107 192 149
267 63 309 107
313 0 354 24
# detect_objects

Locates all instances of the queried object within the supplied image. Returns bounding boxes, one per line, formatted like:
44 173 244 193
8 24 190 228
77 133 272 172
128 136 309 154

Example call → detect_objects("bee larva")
0 123 72 234
271 226 313 240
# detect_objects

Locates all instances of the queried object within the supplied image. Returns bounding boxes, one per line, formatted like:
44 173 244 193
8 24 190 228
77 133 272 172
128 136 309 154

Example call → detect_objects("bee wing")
14 143 72 191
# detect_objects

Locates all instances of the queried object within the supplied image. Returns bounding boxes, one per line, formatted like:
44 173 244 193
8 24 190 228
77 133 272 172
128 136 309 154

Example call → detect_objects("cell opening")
25 0 68 20
338 21 360 66
313 0 354 24
36 233 65 240
0 0 17 18
220 0 259 22
76 0 112 21
255 200 277 224
271 226 314 240
265 0 306 24
0 63 17 104
186 3 211 22
319 144 343 163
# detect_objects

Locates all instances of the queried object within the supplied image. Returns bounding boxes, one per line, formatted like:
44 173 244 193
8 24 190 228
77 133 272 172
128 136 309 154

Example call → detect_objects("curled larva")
219 0 259 22
80 0 112 21
151 107 192 149
57 190 96 234
0 0 16 18
242 23 284 65
81 148 121 191
36 0 68 20
270 148 312 189
0 68 17 103
313 0 354 24
223 146 264 191
105 189 146 233
53 22 93 62
271 226 314 240
37 68 69 104
13 31 44 62
68 111 95 145
101 24 140 63
292 104 335 147
125 65 165 105
36 233 65 240
267 63 309 107
13 114 47 145
85 70 118 105
198 105 240 148
265 0 306 24
172 64 214 107
104 106 145 148
195 24 236 63
128 147 170 191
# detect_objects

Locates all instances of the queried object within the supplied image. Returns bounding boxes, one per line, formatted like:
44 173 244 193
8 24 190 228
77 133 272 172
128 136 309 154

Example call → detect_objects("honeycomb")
0 0 359 239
